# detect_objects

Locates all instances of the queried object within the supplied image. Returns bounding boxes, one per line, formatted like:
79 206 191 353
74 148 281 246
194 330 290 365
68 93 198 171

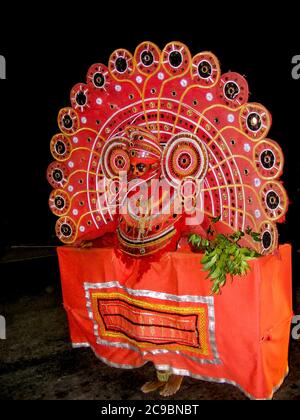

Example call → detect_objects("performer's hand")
79 240 93 249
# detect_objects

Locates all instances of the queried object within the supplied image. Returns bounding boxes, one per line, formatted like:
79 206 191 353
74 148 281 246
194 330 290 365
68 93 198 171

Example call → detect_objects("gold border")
91 292 210 357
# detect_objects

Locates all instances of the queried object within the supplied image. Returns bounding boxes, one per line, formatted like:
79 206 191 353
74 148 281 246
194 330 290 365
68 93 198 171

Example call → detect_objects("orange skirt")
57 244 293 399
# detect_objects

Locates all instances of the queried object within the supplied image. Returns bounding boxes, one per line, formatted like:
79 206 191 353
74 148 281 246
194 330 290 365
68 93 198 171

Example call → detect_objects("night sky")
1 7 299 277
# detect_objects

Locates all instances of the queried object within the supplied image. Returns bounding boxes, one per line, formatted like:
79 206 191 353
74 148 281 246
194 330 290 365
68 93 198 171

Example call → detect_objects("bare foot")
159 375 184 397
141 379 166 393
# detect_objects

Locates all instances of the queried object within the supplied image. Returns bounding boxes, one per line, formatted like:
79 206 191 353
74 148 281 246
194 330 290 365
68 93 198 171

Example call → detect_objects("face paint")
130 162 150 177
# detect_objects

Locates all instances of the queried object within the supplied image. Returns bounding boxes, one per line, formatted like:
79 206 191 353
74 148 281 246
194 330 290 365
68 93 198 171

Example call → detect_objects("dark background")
0 5 299 287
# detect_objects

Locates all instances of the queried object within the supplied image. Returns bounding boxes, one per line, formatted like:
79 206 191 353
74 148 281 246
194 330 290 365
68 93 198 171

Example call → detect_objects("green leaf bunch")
189 218 261 294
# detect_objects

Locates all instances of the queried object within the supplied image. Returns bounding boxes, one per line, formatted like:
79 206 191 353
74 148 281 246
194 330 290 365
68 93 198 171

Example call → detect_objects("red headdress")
126 125 162 164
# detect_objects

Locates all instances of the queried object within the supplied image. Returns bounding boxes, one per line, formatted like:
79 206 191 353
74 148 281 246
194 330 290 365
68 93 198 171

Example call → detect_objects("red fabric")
57 244 293 399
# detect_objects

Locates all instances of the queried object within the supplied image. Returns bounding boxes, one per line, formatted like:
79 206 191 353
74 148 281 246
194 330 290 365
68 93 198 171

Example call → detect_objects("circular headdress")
47 40 288 253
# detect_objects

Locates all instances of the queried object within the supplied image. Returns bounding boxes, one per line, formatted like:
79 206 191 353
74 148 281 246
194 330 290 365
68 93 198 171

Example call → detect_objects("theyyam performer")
47 41 291 398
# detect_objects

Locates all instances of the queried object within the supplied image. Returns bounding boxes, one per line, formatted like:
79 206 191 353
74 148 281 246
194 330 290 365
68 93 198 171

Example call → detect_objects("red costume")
48 41 292 399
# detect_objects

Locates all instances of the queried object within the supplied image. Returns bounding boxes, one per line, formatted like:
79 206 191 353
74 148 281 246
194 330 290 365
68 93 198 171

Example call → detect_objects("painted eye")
137 163 146 172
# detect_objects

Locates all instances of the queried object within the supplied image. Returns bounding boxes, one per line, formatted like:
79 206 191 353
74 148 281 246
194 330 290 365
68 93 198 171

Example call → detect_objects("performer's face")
130 162 150 178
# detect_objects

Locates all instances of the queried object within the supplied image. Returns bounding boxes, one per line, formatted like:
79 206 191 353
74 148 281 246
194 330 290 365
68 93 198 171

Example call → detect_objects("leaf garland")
189 219 261 294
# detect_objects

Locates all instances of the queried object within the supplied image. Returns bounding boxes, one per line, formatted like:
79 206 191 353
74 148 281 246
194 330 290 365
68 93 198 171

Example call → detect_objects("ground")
0 253 299 400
